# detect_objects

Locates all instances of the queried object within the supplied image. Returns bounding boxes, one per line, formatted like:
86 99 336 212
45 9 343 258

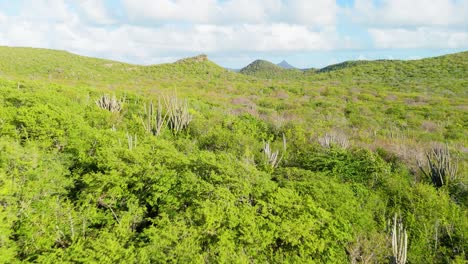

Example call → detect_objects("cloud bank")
0 0 466 65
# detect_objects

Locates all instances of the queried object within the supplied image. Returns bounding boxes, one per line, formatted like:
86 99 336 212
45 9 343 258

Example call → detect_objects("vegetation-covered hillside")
0 46 466 263
240 59 305 79
313 52 468 95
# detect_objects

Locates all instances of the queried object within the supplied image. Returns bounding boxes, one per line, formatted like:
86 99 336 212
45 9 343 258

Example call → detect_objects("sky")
0 0 467 68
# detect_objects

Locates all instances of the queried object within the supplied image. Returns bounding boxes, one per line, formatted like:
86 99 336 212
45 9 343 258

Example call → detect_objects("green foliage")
0 47 466 262
240 59 305 79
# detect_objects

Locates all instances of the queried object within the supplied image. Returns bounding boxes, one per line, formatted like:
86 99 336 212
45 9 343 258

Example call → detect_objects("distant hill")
311 52 468 85
239 59 304 79
277 60 296 69
0 46 466 91
240 60 283 75
317 60 371 73
154 54 228 76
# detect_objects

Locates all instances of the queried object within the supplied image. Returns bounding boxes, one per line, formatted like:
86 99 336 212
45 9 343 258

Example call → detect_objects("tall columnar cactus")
164 95 192 135
96 94 122 113
263 134 287 169
391 214 408 264
417 144 458 188
141 98 167 136
126 133 137 150
318 131 349 149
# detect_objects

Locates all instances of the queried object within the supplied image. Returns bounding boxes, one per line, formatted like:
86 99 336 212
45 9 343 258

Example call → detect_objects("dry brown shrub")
318 130 350 149
347 232 388 264
421 120 439 133
456 104 468 111
415 95 428 102
316 86 327 94
230 97 258 116
363 137 426 176
273 90 289 99
385 94 398 101
263 111 298 130
404 97 427 106
231 97 255 106
350 87 361 94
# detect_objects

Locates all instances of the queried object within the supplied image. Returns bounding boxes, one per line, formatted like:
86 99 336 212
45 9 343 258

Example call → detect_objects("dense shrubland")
0 47 467 263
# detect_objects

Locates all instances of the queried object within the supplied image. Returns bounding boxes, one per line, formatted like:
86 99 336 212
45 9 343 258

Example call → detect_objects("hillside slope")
240 59 304 79
317 52 468 78
0 47 466 263
311 52 468 95
236 52 468 97
0 46 232 85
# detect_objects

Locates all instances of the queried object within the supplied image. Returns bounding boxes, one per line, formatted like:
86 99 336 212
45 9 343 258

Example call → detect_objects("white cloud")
122 0 338 26
2 0 464 66
0 0 344 64
352 0 468 27
74 0 115 25
122 0 220 23
350 0 468 50
193 24 339 51
369 28 468 49
0 18 341 64
287 0 337 26
219 0 281 23
19 0 73 22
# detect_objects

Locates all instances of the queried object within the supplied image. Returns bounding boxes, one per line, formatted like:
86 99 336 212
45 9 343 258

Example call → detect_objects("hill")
240 59 304 79
0 46 231 85
317 60 370 73
277 60 296 69
317 52 468 78
0 46 466 263
240 59 283 74
236 52 468 96
317 52 468 81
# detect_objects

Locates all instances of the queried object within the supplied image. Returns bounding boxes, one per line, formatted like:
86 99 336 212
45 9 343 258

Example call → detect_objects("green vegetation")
240 59 306 79
0 46 467 263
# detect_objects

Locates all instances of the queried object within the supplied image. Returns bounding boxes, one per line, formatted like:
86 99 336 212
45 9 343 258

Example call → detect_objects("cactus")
140 95 192 136
163 95 192 134
141 98 167 136
318 131 349 149
126 133 137 150
417 144 458 188
390 214 408 264
263 134 287 168
96 94 122 113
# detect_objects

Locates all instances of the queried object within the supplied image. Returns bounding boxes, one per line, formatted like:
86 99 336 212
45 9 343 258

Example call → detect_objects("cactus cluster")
140 95 192 136
141 99 167 136
164 95 192 135
391 214 408 264
417 144 458 188
126 133 137 150
318 131 349 149
96 94 122 113
263 134 286 168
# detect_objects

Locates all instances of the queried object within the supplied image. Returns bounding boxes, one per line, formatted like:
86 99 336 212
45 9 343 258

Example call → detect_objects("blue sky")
0 0 467 68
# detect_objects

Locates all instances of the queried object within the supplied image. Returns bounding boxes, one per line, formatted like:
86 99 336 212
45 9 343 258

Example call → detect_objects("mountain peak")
277 60 296 69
